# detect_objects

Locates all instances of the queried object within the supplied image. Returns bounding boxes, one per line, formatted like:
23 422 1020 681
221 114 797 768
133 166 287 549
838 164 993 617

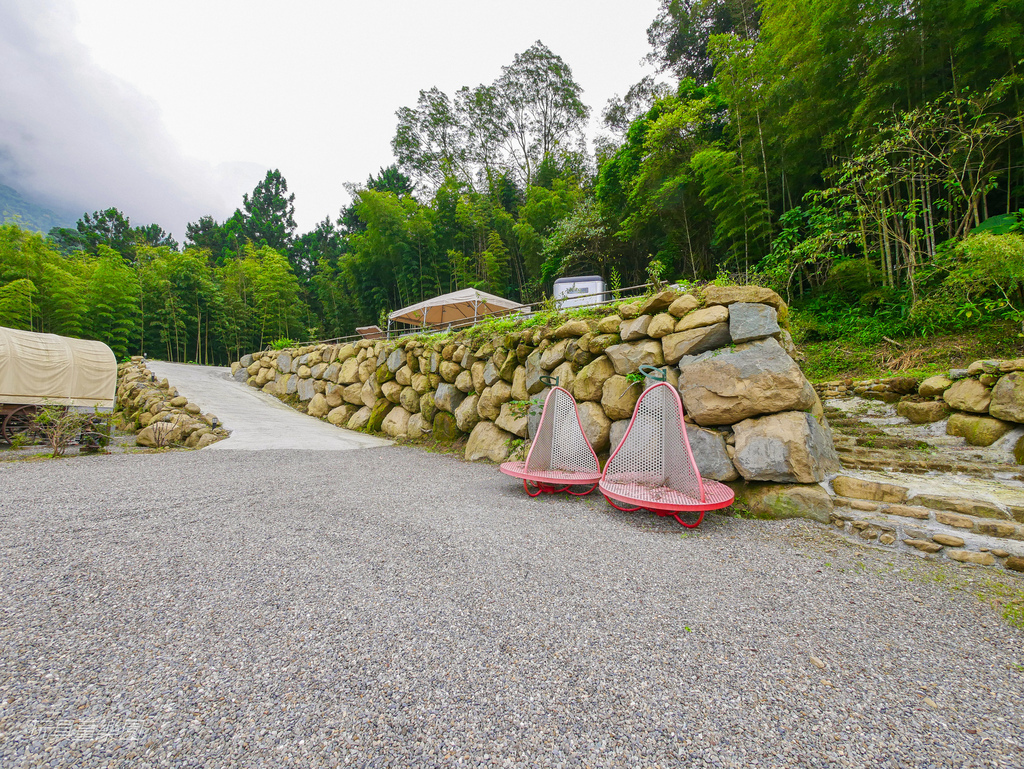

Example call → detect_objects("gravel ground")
1 447 1022 768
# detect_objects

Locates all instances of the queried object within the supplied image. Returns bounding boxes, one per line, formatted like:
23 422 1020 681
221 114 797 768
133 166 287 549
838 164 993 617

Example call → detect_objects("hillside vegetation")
0 0 1022 367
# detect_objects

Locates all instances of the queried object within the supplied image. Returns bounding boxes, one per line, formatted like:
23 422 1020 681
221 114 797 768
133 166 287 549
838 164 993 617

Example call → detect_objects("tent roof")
0 326 117 408
389 288 522 327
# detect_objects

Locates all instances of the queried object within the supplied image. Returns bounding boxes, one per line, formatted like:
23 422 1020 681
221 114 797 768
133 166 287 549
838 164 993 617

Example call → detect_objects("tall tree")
241 169 297 255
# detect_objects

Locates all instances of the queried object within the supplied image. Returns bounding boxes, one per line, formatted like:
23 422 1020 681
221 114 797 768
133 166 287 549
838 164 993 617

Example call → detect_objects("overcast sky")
1 0 661 238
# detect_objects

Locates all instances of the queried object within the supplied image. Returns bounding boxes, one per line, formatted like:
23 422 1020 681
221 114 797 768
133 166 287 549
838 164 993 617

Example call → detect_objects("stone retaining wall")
827 475 1024 573
231 285 841 488
816 360 1024 461
116 358 229 448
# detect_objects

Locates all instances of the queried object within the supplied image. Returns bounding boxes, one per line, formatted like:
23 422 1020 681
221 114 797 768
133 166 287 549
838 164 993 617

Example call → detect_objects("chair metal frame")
499 385 603 496
599 381 734 527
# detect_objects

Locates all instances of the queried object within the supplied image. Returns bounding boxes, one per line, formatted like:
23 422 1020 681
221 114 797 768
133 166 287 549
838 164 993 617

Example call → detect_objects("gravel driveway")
1 447 1021 768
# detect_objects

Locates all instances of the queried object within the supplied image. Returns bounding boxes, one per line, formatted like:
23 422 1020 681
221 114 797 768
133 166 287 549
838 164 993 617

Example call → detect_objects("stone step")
825 472 1024 572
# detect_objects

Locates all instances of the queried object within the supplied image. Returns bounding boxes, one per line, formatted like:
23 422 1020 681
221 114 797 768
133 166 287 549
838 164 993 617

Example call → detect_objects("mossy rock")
375 364 395 385
728 481 833 523
433 411 460 442
367 398 396 432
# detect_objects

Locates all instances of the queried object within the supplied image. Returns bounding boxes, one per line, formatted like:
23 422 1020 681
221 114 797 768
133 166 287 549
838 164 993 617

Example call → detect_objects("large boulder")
455 394 482 433
685 426 739 482
573 356 616 402
605 340 665 376
918 375 953 398
990 372 1024 422
381 380 403 404
327 404 357 427
896 400 950 423
455 369 475 393
511 366 529 401
703 285 786 312
729 482 833 523
395 365 412 386
731 411 841 483
495 403 529 437
419 391 437 423
601 375 642 420
342 382 364 406
637 289 679 315
465 421 514 462
338 357 360 384
482 359 502 387
524 350 545 395
619 315 652 341
439 360 461 383
400 386 420 413
549 361 575 394
552 319 591 339
296 377 317 402
662 323 732 365
943 378 992 413
646 313 676 338
406 413 430 439
276 352 292 373
728 303 780 343
411 372 431 394
675 305 728 332
434 382 466 414
367 399 395 432
577 401 611 453
947 413 1013 447
381 407 412 438
677 338 817 425
477 381 513 420
588 333 621 355
347 407 372 431
386 348 405 373
667 294 699 317
540 339 571 370
432 412 460 442
306 392 330 418
324 383 344 408
136 421 186 448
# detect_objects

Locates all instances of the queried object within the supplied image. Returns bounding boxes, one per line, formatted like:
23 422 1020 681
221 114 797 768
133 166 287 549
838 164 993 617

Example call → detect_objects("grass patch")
903 560 1024 629
800 320 1024 382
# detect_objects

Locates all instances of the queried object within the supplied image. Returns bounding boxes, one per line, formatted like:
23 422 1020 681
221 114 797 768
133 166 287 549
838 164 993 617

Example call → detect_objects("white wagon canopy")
0 326 117 408
388 288 522 331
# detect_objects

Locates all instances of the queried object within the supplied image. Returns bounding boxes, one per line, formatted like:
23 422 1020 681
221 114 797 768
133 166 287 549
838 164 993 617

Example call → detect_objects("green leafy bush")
270 337 297 350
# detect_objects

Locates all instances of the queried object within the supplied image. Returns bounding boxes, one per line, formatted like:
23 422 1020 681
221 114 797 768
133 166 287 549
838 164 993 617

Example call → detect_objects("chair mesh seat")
599 382 734 522
499 462 602 484
599 478 735 511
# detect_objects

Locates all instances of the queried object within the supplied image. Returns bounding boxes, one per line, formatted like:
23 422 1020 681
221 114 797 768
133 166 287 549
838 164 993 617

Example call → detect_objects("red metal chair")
499 385 602 496
599 381 734 527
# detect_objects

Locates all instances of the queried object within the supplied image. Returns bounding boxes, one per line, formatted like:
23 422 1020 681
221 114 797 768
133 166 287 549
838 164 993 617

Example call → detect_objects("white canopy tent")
388 288 522 331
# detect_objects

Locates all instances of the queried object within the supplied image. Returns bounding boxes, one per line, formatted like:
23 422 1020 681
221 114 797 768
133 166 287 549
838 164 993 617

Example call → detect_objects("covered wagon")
0 326 117 444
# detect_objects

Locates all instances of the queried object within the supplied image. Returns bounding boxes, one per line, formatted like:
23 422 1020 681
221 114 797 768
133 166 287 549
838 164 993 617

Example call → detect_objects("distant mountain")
0 184 77 233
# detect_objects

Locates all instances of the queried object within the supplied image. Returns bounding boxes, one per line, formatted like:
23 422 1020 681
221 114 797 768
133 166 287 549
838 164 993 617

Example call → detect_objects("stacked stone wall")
231 285 840 489
116 358 228 448
817 359 1024 458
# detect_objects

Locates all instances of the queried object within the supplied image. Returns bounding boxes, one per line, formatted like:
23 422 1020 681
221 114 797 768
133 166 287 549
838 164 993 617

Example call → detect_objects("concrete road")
146 360 391 451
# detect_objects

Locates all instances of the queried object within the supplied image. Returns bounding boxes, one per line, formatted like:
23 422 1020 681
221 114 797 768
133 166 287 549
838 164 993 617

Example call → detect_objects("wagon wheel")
2 405 42 445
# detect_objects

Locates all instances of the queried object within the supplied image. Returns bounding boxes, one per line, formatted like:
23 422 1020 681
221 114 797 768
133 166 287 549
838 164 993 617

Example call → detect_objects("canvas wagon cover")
0 326 117 408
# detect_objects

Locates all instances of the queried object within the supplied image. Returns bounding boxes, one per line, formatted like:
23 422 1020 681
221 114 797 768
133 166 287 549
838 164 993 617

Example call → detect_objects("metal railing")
295 281 668 350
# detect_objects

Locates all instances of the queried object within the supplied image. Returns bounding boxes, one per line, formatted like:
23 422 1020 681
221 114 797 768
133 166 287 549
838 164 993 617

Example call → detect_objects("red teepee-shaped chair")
599 382 734 527
499 386 602 496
